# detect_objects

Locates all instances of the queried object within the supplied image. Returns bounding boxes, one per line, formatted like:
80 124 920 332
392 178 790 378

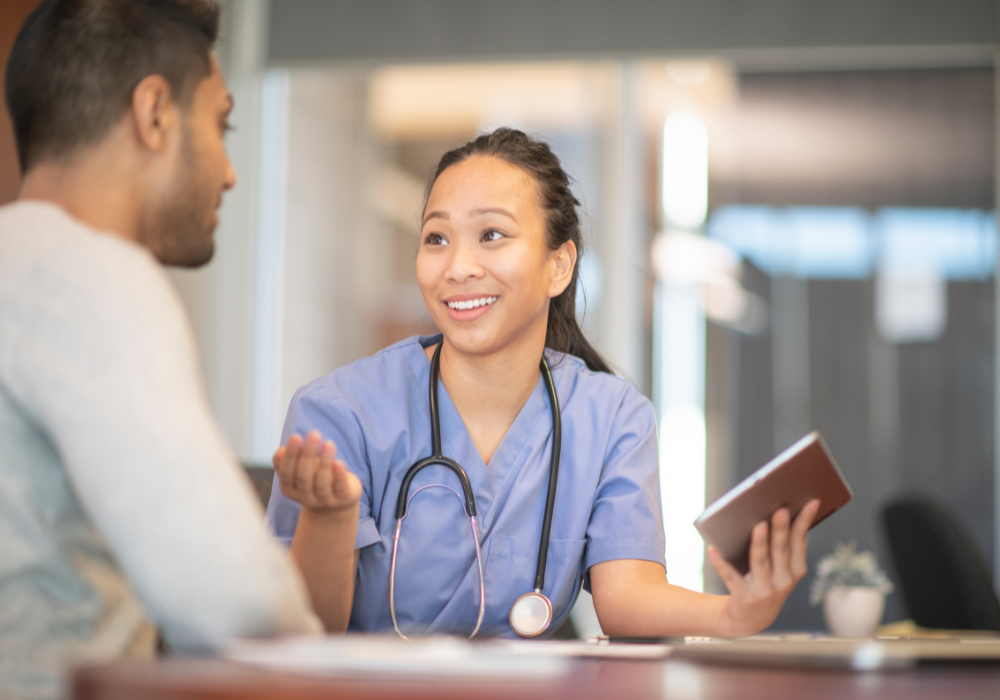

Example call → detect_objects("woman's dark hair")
425 127 612 374
6 0 220 172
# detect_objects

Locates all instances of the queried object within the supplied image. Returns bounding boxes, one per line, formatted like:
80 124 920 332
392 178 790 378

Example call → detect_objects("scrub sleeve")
582 382 666 585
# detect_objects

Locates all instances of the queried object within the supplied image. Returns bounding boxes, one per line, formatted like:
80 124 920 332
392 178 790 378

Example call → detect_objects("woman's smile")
444 293 499 322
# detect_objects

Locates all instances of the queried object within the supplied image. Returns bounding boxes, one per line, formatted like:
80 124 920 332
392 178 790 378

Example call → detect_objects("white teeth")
448 296 497 311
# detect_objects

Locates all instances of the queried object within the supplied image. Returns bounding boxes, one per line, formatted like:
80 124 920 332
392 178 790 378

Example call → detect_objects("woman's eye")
482 229 505 242
424 233 447 246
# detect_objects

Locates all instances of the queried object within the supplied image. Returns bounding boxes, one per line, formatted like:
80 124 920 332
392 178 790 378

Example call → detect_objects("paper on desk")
223 635 569 678
491 638 673 660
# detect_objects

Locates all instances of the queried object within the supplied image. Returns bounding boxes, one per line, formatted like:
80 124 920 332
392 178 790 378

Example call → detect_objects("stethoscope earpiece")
388 340 562 639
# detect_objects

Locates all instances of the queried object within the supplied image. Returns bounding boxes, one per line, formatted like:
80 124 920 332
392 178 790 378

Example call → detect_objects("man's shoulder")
0 200 191 373
0 201 78 286
0 200 170 307
0 200 98 257
0 199 155 262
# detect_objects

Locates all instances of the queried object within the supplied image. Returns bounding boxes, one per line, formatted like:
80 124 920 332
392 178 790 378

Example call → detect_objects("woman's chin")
440 326 505 357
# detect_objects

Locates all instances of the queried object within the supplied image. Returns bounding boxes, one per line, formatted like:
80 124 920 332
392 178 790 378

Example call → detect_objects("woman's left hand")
709 498 821 638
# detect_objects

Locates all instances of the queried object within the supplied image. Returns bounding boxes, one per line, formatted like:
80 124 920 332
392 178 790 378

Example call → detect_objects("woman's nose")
445 241 484 283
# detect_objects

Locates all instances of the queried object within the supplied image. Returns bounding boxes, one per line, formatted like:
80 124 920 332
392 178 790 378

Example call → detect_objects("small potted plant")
810 542 894 638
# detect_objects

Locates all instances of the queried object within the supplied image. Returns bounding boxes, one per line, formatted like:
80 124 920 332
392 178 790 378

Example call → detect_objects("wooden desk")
73 655 1000 700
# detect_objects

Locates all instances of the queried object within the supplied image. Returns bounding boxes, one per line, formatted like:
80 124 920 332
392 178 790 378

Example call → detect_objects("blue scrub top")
266 335 665 638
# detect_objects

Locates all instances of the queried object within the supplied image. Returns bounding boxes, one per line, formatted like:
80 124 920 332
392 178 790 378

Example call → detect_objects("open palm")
273 430 362 513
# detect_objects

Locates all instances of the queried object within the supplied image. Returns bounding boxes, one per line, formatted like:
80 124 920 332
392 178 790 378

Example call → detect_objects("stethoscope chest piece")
509 590 553 638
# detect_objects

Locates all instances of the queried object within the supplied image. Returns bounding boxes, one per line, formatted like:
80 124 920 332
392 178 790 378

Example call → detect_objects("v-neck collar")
405 335 558 523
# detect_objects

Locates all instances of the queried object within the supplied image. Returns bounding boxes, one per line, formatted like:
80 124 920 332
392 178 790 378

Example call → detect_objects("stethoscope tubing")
388 340 560 639
390 507 486 640
534 358 561 592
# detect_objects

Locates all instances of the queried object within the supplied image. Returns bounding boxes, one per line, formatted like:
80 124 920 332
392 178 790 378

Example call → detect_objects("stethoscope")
389 340 562 639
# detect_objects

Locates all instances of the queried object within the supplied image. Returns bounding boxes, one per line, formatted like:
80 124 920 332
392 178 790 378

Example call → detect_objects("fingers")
769 508 793 589
274 430 357 512
283 434 303 465
792 499 821 537
721 505 819 638
708 546 747 597
275 434 302 494
748 520 772 582
271 446 286 470
790 499 821 579
313 440 337 503
275 431 322 502
293 431 323 492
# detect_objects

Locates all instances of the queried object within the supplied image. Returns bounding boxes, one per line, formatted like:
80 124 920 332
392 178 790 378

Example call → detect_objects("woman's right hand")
276 431 361 633
273 430 362 514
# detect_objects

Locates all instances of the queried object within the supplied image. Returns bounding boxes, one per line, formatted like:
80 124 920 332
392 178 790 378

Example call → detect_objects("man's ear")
131 75 177 153
549 240 578 298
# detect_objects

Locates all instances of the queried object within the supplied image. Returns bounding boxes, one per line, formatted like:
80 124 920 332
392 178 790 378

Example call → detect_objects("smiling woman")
265 127 819 640
418 128 610 375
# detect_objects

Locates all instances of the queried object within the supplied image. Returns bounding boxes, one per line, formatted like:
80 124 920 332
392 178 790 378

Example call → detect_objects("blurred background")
1 0 997 634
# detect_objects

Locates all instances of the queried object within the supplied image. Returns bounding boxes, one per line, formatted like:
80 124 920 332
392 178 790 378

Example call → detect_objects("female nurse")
265 128 820 638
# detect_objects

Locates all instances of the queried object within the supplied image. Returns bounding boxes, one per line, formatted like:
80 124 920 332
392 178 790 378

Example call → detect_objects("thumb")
708 546 747 597
332 461 363 503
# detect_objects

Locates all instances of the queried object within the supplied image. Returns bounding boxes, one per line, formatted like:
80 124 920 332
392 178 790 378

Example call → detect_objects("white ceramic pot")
823 586 885 638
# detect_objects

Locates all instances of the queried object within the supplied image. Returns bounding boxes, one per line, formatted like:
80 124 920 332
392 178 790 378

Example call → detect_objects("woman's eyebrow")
472 207 518 223
422 211 449 226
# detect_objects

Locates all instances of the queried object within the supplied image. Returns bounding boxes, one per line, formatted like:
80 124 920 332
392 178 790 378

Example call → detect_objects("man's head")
5 0 235 266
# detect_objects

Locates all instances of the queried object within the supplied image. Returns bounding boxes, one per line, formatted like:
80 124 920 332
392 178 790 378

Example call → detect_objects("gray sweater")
0 201 321 700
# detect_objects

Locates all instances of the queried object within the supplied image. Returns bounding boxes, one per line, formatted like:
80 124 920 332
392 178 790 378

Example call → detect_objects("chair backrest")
244 465 276 511
881 496 1000 631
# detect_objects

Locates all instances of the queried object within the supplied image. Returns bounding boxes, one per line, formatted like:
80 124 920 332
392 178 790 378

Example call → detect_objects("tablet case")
694 432 852 575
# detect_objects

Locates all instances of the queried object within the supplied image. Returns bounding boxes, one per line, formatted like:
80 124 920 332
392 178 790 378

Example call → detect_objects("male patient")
0 1 332 697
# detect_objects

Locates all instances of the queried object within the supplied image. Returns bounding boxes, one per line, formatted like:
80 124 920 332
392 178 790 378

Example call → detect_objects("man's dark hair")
5 0 220 173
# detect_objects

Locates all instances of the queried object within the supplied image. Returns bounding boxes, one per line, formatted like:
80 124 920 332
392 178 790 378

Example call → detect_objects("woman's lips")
443 295 498 322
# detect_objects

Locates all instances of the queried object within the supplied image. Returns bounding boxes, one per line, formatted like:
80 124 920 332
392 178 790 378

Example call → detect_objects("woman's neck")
426 331 547 465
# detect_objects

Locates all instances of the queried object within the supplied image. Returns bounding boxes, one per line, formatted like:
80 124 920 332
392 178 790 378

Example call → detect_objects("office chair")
244 465 276 511
881 496 1000 631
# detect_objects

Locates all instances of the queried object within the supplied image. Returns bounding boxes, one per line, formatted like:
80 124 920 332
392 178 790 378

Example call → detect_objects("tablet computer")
693 431 852 574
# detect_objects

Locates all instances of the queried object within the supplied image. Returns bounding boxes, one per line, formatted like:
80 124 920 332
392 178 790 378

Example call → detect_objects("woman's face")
417 155 575 358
